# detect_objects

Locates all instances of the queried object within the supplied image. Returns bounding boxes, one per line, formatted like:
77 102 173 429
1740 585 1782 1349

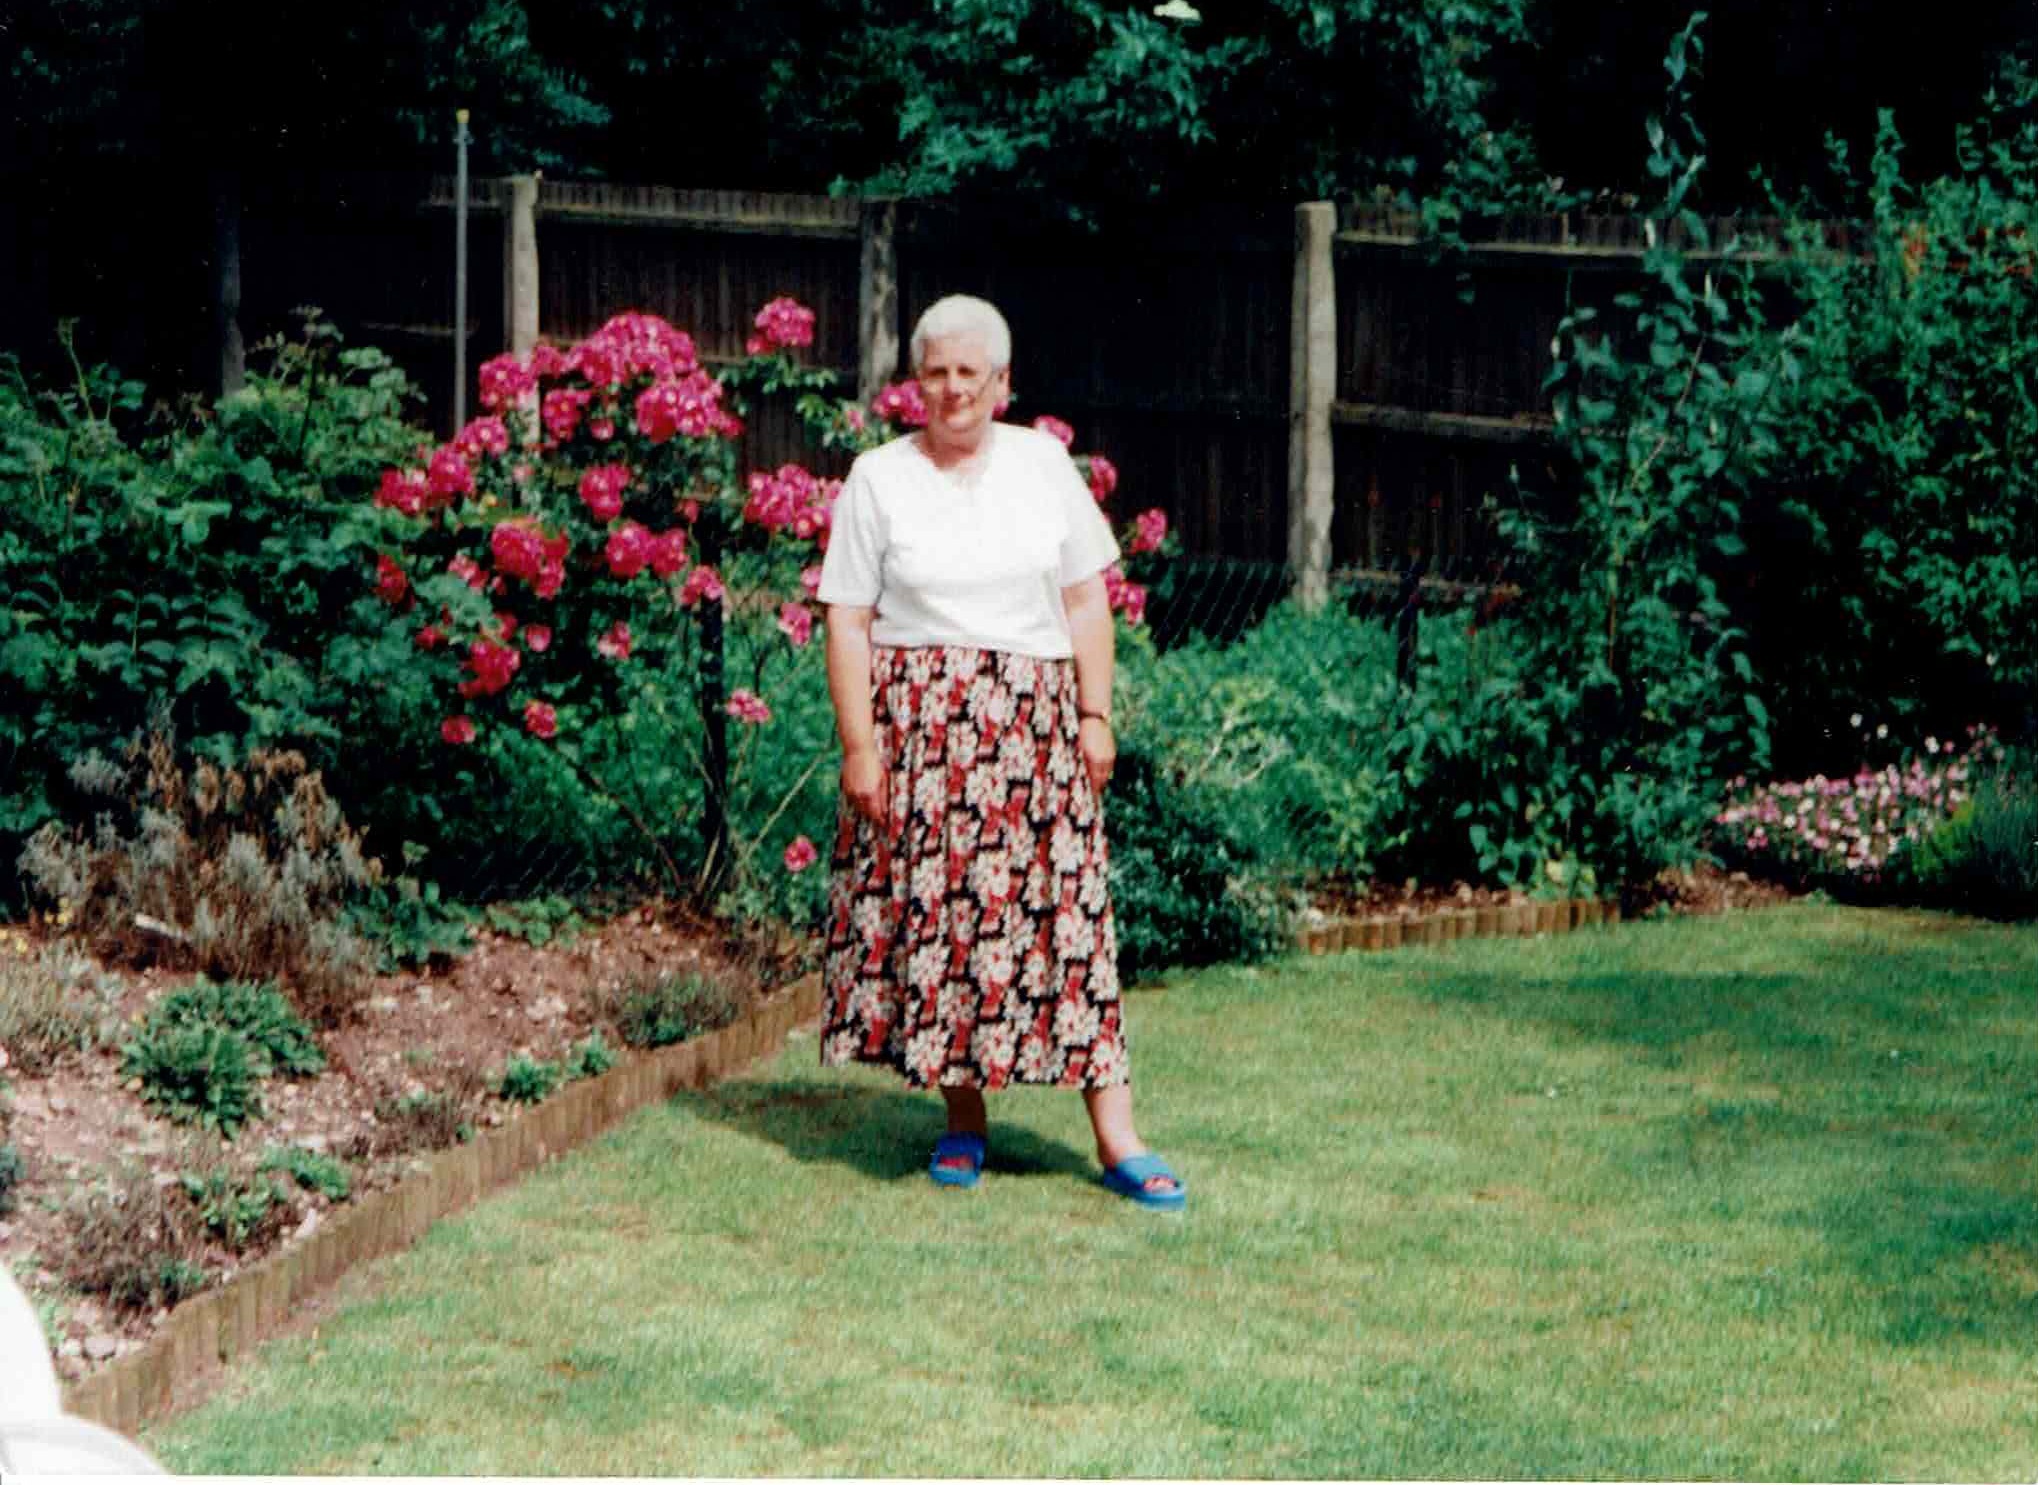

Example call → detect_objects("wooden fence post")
1288 202 1336 610
858 200 900 403
505 173 541 357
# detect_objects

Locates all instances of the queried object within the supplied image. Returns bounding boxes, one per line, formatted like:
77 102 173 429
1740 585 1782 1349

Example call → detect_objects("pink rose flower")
680 565 726 608
726 689 772 724
1032 415 1076 447
777 602 815 648
374 554 409 605
1087 454 1119 502
578 464 631 523
1129 507 1168 554
605 522 654 579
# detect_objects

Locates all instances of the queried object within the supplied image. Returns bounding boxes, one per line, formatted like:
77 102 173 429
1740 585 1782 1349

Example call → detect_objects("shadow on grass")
674 1077 1098 1186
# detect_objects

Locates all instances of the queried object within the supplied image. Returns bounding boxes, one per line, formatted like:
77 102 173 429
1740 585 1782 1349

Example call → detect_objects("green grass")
148 902 2038 1477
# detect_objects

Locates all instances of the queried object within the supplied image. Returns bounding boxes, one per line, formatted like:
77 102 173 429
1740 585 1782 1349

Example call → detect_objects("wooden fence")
218 179 1860 590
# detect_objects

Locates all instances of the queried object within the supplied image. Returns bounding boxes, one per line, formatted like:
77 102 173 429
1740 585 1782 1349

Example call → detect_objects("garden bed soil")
0 903 801 1386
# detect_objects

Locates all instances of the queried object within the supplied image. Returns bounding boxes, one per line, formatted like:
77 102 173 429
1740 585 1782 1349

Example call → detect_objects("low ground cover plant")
119 977 324 1138
259 1143 350 1201
371 1085 476 1154
56 1164 211 1314
607 968 743 1050
0 935 119 1074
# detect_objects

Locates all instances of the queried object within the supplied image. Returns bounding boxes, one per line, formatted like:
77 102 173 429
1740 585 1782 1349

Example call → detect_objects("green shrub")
1961 772 2038 918
347 869 474 970
1903 802 1979 900
259 1144 351 1201
1749 70 2038 767
0 320 428 919
0 1142 23 1217
1107 747 1287 982
610 970 742 1050
1118 604 1409 881
498 1054 564 1104
1499 19 1780 891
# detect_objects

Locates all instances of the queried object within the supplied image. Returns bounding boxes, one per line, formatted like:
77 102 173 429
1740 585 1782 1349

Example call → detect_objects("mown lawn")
149 902 2038 1478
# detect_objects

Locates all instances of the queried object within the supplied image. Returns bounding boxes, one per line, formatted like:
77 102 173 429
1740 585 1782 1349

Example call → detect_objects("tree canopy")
10 0 2038 209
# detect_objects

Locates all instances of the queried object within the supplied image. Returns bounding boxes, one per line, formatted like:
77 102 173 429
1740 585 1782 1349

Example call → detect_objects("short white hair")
909 295 1012 373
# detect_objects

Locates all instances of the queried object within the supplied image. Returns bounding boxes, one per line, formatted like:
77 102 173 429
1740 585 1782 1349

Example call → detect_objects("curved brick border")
56 970 825 1438
1294 896 1622 955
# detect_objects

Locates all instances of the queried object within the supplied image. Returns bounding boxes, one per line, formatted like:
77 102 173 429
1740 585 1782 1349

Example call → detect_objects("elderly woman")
815 294 1185 1210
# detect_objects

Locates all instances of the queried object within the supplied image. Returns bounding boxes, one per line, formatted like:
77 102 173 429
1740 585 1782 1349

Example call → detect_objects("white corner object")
0 1266 164 1474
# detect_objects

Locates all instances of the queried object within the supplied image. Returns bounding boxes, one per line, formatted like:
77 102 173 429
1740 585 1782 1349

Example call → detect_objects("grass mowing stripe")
149 902 2038 1478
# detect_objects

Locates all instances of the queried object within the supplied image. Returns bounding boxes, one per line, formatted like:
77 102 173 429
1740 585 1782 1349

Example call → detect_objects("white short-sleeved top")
817 425 1121 659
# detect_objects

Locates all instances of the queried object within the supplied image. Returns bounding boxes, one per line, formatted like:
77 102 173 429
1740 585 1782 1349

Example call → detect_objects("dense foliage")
1745 70 2038 764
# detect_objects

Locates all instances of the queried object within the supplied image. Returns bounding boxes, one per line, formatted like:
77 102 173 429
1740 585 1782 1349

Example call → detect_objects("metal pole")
1395 548 1428 690
453 108 471 431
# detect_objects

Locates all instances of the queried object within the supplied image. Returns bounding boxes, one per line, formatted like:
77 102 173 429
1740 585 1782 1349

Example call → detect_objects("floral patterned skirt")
821 644 1127 1089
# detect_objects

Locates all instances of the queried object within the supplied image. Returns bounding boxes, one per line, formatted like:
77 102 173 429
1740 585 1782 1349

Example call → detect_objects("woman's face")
916 333 1009 446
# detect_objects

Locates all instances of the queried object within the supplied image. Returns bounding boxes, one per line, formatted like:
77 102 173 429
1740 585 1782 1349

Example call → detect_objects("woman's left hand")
1079 715 1115 796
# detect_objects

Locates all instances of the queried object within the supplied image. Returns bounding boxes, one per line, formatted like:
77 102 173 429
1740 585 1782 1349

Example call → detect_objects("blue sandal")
1101 1153 1187 1211
929 1132 986 1188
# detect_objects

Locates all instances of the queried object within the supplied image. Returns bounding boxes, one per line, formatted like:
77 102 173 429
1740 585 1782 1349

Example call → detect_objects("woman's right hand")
842 745 889 826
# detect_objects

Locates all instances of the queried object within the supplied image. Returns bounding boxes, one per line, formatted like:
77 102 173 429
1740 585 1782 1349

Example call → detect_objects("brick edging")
57 970 826 1437
1293 897 1622 955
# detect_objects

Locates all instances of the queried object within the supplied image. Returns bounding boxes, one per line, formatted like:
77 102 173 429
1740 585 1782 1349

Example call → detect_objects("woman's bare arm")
825 604 887 823
1062 574 1116 795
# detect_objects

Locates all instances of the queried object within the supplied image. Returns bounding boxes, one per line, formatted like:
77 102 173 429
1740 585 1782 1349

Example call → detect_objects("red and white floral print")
821 645 1126 1090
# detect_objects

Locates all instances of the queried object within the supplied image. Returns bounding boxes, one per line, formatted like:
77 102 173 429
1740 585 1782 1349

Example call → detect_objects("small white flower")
1849 713 1863 728
1876 724 1889 739
1925 736 1939 754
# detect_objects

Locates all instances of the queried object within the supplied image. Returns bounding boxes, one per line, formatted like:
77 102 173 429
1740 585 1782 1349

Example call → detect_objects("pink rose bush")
369 298 1177 909
1710 724 2006 888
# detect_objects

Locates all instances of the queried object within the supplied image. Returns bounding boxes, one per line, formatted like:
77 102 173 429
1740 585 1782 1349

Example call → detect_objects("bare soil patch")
0 902 802 1385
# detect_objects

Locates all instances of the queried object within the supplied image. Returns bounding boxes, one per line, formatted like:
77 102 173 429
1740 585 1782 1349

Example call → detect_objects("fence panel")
897 203 1294 561
163 182 1871 574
